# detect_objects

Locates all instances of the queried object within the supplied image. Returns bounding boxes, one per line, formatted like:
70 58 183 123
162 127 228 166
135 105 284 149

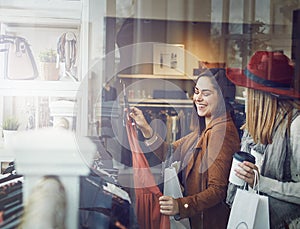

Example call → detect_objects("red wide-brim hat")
226 51 300 99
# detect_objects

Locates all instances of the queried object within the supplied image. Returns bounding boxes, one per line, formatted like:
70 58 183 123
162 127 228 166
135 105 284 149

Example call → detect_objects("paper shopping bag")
254 193 269 229
227 188 270 229
164 165 182 198
164 164 191 229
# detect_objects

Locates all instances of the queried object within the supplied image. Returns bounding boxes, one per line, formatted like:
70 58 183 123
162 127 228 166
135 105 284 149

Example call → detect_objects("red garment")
125 115 170 229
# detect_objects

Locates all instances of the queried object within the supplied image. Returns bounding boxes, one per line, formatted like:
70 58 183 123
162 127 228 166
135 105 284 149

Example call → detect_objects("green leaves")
39 49 57 63
2 117 20 130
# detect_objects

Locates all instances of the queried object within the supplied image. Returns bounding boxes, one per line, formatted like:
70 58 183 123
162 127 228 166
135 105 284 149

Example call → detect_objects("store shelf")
118 74 197 81
128 98 193 108
0 0 91 136
0 4 81 28
0 80 81 97
235 96 246 104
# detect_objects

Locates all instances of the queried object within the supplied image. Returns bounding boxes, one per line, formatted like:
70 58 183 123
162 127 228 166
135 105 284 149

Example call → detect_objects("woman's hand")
129 107 153 138
235 161 259 188
159 196 179 216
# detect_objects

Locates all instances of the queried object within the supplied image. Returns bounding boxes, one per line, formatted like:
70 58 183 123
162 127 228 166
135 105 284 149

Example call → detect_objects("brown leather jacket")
146 113 240 229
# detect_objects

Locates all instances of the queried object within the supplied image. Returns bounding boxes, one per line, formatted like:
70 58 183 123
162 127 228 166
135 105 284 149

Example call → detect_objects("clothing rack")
141 107 193 142
79 174 138 229
0 164 24 229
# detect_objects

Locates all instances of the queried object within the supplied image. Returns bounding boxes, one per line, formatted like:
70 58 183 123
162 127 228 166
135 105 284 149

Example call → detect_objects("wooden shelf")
118 74 197 81
128 98 193 108
235 96 246 104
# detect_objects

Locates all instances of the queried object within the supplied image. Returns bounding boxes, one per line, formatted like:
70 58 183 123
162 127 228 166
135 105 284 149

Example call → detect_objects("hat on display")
226 51 300 98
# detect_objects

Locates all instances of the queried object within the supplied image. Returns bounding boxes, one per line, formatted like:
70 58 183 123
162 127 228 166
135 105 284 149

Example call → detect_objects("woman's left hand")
235 161 259 188
159 196 179 216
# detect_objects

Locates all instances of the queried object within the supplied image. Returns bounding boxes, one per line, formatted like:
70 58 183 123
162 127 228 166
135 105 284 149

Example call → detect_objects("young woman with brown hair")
129 68 240 229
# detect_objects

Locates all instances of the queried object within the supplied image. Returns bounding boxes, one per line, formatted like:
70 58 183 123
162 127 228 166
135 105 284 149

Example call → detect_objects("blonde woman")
226 51 300 228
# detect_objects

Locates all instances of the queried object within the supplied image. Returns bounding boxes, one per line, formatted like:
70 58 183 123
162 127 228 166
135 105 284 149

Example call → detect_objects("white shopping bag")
227 170 270 229
254 192 269 229
164 162 191 229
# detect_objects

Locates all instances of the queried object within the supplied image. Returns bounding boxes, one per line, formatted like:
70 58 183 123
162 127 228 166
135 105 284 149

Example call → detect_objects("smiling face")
193 76 222 125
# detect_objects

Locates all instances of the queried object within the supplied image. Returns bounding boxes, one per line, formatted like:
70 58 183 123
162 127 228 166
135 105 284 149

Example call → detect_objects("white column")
13 128 96 229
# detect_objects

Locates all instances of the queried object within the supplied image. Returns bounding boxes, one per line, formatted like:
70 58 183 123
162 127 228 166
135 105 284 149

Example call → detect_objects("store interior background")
1 0 299 136
0 0 300 228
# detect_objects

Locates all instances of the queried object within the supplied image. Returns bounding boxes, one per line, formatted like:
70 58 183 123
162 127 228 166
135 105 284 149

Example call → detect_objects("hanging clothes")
0 162 24 229
124 112 170 229
79 173 138 229
142 108 192 143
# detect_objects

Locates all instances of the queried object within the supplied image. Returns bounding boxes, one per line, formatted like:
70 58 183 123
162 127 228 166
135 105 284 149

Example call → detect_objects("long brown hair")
243 88 300 145
195 69 236 134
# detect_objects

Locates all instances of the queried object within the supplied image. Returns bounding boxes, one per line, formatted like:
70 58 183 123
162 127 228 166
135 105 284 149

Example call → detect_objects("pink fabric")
125 115 170 229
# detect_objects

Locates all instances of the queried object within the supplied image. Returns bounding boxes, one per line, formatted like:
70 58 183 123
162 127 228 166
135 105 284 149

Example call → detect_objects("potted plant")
39 49 59 80
2 117 20 131
1 117 20 148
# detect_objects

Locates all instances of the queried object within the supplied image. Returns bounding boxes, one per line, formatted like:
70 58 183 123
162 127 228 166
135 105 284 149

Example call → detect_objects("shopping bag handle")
253 170 259 193
241 169 259 193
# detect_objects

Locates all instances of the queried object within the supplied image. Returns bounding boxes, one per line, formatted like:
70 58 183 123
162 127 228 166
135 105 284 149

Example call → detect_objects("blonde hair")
243 88 300 145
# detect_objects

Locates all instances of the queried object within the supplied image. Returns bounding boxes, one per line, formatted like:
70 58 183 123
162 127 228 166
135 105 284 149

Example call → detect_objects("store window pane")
1 1 300 229
229 0 244 34
212 0 224 23
255 0 270 24
255 0 270 33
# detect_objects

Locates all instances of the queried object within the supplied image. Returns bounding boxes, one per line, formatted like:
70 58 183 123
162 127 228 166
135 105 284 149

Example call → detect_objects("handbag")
227 171 270 229
0 35 38 80
164 162 191 229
